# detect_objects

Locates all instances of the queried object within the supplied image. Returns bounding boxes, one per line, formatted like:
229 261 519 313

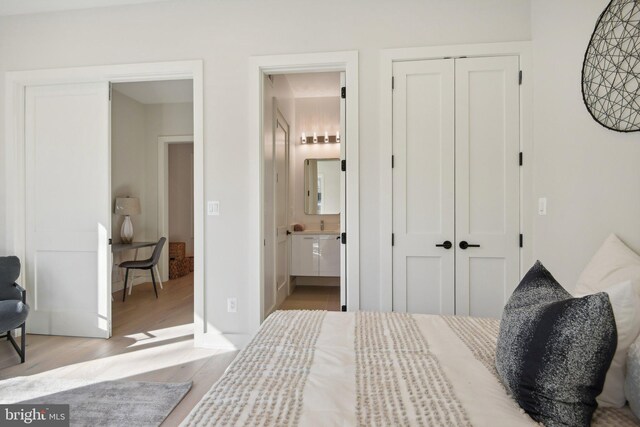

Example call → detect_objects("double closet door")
392 56 520 318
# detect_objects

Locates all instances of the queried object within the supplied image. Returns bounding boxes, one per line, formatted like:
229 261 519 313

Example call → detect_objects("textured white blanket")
183 311 639 426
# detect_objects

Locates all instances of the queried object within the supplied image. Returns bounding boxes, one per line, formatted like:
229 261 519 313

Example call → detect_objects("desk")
112 241 157 253
112 241 163 296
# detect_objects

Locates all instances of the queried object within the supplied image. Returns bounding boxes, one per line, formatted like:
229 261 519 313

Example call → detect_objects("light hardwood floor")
0 273 238 426
278 285 340 311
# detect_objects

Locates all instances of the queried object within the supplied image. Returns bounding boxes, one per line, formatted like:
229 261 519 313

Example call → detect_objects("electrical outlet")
227 297 237 313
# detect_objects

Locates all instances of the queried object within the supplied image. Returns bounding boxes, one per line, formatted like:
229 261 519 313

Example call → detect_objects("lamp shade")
115 197 141 216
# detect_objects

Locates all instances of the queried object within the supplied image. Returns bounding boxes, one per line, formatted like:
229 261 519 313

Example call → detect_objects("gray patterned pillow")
496 261 617 427
626 337 640 419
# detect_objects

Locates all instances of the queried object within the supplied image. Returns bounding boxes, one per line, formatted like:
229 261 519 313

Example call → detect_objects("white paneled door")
392 56 520 318
25 82 111 338
392 59 456 315
455 57 520 317
274 112 289 305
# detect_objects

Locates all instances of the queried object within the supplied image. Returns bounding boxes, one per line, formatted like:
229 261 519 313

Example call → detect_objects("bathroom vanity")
290 231 340 277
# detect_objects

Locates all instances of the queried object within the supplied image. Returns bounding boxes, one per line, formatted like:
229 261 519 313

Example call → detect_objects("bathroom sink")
292 229 340 235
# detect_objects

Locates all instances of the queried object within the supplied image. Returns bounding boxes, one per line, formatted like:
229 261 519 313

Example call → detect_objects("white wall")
531 0 640 290
0 0 531 340
169 143 194 256
292 97 341 227
111 90 146 245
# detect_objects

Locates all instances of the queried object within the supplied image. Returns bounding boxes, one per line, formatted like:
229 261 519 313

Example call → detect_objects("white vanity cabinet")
291 233 340 277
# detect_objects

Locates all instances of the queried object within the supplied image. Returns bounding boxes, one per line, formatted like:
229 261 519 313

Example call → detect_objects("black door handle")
286 230 292 235
435 240 452 249
459 241 480 250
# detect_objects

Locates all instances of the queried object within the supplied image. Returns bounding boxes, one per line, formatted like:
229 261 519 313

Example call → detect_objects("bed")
182 310 640 426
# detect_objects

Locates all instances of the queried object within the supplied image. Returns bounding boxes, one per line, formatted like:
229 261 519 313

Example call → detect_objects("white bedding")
183 311 640 426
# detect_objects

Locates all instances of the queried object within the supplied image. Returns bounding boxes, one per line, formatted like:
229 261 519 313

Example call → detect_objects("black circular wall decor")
582 0 640 132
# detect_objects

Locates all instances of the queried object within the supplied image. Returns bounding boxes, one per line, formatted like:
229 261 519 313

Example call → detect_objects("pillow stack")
573 234 640 417
496 261 617 426
496 234 640 426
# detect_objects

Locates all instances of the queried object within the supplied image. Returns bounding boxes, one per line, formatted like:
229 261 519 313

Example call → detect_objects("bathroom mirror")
304 158 340 215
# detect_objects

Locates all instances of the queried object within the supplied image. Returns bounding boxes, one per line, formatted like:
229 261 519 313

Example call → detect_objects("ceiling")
284 72 341 98
0 0 172 16
112 80 193 104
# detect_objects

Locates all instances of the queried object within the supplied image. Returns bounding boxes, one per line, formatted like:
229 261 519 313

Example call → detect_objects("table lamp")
115 197 141 244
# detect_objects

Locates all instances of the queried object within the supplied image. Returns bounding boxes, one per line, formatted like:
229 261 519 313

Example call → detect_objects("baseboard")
194 331 252 350
294 276 340 287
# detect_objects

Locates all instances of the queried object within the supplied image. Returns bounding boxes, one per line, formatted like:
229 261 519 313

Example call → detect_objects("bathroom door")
274 109 290 307
339 71 347 309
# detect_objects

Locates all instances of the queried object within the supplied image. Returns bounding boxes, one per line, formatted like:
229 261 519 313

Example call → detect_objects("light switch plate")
538 197 547 215
208 201 220 216
227 297 237 313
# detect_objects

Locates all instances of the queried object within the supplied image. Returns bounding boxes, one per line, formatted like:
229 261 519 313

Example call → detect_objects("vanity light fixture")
299 131 341 144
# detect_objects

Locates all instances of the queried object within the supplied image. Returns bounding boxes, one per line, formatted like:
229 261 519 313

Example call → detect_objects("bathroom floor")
278 285 340 311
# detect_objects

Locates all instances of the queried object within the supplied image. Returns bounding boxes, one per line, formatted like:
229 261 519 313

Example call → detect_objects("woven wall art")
582 0 640 132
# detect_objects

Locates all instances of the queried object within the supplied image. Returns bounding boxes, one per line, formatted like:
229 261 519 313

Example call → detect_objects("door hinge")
519 234 523 248
392 76 395 90
341 86 346 99
108 82 112 101
341 232 347 245
392 233 395 246
519 70 523 85
519 152 523 166
108 238 112 245
341 305 347 312
391 155 395 168
341 159 346 171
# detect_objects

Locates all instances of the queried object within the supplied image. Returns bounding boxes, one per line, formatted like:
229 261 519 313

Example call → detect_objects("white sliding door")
392 59 455 314
454 56 520 318
25 82 111 338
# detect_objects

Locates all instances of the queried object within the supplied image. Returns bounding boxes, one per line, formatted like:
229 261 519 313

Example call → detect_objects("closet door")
392 59 455 314
454 56 520 318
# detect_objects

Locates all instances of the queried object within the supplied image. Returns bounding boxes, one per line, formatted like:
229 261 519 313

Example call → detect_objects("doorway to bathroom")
263 71 345 316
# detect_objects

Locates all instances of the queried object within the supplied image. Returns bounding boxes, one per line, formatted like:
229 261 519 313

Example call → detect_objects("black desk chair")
121 237 166 302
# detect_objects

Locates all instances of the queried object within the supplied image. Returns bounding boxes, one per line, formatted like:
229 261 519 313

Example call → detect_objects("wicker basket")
169 242 186 260
169 257 190 280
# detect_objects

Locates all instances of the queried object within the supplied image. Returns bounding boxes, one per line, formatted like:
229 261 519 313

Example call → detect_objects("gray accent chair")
121 237 166 302
0 256 29 363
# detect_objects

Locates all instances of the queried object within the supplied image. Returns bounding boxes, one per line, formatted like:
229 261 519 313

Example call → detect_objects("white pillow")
594 280 640 407
625 334 640 418
574 234 640 298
